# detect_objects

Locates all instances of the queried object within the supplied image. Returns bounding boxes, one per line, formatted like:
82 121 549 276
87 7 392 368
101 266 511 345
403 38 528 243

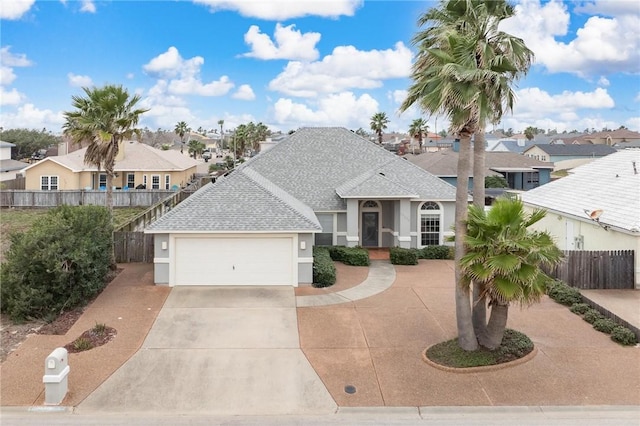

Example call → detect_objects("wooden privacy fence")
545 250 635 289
113 232 154 263
0 189 177 208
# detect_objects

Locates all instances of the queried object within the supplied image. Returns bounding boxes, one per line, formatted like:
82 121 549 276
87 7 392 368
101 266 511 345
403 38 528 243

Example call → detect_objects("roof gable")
525 144 617 156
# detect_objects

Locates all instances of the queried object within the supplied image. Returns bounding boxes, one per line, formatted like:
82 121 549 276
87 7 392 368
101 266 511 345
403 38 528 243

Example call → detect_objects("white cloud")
391 89 407 105
126 73 135 79
143 46 234 96
80 0 96 13
574 1 640 17
0 66 16 85
67 72 93 87
232 84 255 100
242 24 321 61
0 86 24 105
635 92 640 102
627 117 640 131
193 0 362 20
268 42 412 97
0 103 64 129
597 76 610 87
0 0 36 20
501 0 640 77
0 46 33 67
272 91 378 129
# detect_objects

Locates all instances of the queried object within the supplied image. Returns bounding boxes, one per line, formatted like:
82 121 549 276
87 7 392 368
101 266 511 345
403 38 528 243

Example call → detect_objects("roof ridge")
242 168 321 230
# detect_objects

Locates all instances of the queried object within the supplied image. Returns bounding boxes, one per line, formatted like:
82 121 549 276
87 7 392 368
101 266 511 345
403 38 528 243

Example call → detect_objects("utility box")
43 347 70 405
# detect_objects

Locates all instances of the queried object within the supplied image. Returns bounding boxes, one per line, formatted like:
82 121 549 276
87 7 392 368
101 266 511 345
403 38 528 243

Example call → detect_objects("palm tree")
400 0 533 350
252 122 270 152
218 119 224 150
187 139 205 159
409 118 429 152
174 121 190 154
461 198 562 349
63 84 148 211
370 112 389 144
524 126 535 141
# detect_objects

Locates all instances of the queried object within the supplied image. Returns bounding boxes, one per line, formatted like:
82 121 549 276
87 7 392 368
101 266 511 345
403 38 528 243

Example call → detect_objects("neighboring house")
0 141 28 182
569 129 640 146
520 149 640 288
145 127 459 287
22 140 200 191
523 144 616 171
487 138 536 153
405 150 553 191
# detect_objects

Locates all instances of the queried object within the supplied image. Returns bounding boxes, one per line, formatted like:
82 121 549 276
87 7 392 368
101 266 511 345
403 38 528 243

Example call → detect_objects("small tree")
370 112 389 144
461 198 562 349
174 121 190 154
187 139 205 158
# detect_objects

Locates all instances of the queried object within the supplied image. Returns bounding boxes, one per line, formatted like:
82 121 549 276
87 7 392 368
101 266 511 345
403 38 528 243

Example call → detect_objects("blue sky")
1 0 639 135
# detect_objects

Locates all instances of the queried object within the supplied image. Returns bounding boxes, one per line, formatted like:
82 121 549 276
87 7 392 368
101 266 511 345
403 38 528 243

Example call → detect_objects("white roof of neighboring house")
521 149 640 232
23 141 199 172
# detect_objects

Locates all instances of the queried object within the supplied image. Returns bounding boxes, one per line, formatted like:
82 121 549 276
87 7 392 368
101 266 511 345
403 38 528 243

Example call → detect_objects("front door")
361 212 379 247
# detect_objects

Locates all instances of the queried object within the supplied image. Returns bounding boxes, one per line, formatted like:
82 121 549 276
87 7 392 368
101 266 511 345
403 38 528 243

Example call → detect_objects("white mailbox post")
43 347 70 405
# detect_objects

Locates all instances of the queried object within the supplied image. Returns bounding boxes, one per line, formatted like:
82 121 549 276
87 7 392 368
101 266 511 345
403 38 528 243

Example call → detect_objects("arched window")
419 201 441 246
362 200 379 208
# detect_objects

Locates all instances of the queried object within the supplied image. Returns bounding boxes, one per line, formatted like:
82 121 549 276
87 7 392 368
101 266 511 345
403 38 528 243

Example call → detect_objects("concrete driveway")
76 286 337 415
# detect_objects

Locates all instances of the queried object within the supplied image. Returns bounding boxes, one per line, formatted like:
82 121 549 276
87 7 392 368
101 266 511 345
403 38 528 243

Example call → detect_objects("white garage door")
174 236 294 286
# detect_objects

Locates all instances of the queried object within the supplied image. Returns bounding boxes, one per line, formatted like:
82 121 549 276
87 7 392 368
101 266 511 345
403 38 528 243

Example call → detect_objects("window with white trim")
419 201 441 246
127 173 135 188
98 173 107 189
40 175 58 190
143 175 148 188
151 175 161 189
164 174 171 190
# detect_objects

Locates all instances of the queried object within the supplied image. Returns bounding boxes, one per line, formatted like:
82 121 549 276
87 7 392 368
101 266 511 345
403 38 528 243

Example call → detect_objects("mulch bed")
64 326 117 353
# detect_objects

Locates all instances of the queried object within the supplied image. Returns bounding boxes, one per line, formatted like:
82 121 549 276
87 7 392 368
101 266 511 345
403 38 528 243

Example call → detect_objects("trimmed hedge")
611 326 638 346
593 318 617 334
312 247 336 288
418 245 453 260
546 280 583 306
328 246 370 266
0 205 113 322
390 247 418 265
583 309 605 324
569 303 590 315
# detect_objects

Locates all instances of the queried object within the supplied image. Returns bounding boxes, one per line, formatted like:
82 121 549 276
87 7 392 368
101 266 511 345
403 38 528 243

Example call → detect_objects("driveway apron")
77 286 337 415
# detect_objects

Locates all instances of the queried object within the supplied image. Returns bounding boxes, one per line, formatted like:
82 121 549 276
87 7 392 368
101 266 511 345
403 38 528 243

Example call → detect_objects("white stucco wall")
525 206 640 288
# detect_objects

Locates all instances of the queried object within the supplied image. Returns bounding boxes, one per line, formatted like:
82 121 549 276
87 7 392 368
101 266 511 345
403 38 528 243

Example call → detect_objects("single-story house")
405 150 553 191
0 141 28 182
521 149 640 288
22 141 200 191
523 144 616 171
145 127 460 287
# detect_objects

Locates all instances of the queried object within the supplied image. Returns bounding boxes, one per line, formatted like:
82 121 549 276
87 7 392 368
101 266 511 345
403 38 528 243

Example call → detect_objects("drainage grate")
344 385 357 394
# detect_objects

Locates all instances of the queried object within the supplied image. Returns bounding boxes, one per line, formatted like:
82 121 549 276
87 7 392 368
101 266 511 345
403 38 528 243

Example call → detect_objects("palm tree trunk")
472 129 488 343
484 303 509 350
454 132 477 351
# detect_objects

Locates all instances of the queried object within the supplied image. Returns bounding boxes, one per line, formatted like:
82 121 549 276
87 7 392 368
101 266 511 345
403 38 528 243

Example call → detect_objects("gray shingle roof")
243 127 457 210
146 168 321 233
147 127 458 232
521 149 640 232
525 144 616 156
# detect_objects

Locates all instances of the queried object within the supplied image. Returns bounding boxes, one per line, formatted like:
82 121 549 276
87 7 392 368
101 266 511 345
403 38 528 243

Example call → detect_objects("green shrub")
73 337 94 352
328 246 370 266
546 281 582 306
611 326 638 346
312 247 336 288
390 247 418 265
583 309 605 324
93 322 107 335
419 245 453 260
569 303 590 315
592 318 617 334
0 205 113 322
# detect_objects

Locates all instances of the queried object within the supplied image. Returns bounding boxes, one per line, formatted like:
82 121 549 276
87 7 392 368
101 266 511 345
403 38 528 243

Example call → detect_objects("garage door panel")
174 237 294 286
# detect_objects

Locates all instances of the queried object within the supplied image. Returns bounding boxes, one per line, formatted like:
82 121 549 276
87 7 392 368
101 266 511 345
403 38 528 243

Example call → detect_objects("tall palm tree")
370 112 389 144
174 121 190 154
461 198 562 349
400 0 533 350
63 84 148 211
252 122 270 152
409 118 429 152
218 119 224 150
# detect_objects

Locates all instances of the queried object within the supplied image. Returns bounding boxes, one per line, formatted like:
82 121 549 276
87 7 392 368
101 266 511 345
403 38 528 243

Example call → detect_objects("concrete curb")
421 345 539 373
